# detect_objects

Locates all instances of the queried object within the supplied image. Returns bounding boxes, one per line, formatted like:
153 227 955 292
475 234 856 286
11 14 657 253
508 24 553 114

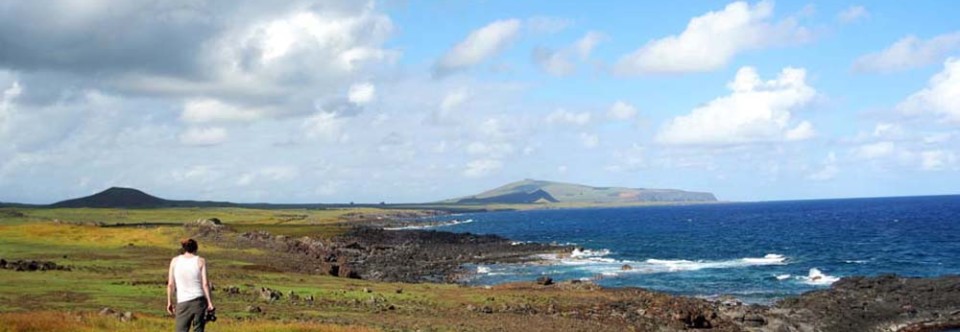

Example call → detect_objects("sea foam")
799 268 840 285
384 218 475 230
551 249 788 276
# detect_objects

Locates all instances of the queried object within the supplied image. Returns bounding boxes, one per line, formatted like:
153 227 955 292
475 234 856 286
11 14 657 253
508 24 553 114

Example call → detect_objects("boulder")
621 264 633 271
536 276 554 286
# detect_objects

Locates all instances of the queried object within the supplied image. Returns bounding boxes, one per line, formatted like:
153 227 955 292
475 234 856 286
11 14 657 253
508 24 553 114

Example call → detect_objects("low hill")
49 187 242 209
448 179 717 205
52 187 167 208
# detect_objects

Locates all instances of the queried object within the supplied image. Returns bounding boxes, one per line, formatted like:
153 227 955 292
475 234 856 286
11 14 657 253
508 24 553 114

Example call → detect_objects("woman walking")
166 239 215 332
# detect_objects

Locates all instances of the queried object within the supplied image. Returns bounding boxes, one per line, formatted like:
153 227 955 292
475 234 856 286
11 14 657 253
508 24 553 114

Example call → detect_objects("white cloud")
579 132 599 148
532 47 575 76
227 5 396 73
853 32 960 73
614 1 810 75
466 142 515 157
546 109 591 126
807 152 838 181
260 165 300 181
656 66 816 145
181 98 262 123
784 120 815 141
575 31 607 60
855 141 895 160
434 19 522 76
837 5 869 23
525 16 570 34
920 150 957 171
348 82 376 105
179 127 228 146
532 31 607 76
873 123 904 139
442 88 470 111
607 101 638 120
897 58 960 124
463 159 502 177
302 111 348 142
171 165 222 184
0 81 22 132
605 144 646 172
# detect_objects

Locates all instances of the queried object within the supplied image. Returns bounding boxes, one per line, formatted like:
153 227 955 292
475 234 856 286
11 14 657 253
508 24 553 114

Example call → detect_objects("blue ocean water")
429 195 960 303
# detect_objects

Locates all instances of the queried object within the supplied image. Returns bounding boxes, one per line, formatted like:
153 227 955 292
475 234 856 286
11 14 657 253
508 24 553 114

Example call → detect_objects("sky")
0 0 958 204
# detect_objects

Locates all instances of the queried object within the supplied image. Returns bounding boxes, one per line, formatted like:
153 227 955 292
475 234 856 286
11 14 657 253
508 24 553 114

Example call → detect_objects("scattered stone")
119 311 134 322
395 288 403 294
225 286 241 295
536 276 553 286
0 210 25 218
481 306 493 314
363 287 372 293
466 304 477 312
259 287 281 302
288 290 300 301
246 305 262 313
99 307 115 316
621 264 633 271
0 259 70 272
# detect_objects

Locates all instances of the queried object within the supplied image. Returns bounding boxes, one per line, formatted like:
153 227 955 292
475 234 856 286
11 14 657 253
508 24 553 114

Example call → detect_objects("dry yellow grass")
0 223 178 249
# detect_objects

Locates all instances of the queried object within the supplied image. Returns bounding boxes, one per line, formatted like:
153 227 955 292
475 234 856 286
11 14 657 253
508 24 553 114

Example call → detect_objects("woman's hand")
207 303 215 311
166 302 175 315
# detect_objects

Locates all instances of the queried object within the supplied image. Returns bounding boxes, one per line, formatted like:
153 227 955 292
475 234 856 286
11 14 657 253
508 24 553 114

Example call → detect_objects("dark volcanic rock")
722 274 960 332
536 276 554 286
0 259 69 272
224 226 569 283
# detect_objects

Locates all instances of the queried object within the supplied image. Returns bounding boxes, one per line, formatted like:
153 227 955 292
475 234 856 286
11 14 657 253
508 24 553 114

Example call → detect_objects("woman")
166 238 215 332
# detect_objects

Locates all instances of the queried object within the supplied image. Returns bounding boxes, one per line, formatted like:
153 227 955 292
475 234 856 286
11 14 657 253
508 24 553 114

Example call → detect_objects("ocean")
426 195 960 303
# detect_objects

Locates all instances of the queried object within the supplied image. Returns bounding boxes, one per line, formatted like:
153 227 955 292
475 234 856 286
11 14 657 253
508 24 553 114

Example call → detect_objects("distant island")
2 179 717 209
447 179 717 204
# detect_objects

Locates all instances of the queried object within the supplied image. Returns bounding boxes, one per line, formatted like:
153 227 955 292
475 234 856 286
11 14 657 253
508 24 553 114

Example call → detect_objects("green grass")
0 206 646 331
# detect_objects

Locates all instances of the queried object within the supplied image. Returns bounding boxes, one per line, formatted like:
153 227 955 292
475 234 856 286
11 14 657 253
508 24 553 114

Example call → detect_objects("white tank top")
173 255 204 303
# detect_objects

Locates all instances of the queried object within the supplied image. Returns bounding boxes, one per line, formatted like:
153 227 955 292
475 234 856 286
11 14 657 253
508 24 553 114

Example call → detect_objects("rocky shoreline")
191 222 960 331
200 224 571 283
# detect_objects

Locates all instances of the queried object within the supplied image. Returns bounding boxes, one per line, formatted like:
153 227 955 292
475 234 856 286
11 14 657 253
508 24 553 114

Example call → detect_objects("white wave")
544 250 789 276
775 274 792 281
383 218 475 230
643 254 787 272
799 268 840 286
743 254 787 264
476 265 491 274
570 247 611 258
844 259 868 264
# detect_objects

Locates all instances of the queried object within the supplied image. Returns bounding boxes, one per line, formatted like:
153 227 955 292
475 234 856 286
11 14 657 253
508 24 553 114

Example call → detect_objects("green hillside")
449 179 717 204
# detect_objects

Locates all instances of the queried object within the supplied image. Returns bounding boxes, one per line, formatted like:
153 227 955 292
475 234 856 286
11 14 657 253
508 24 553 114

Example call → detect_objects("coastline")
200 221 960 331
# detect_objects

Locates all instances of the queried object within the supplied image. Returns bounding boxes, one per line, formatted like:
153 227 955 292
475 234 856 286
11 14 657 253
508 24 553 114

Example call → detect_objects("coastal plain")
1 206 959 332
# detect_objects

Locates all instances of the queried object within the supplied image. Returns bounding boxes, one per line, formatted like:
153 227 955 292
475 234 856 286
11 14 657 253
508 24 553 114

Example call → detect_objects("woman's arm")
200 257 214 310
166 258 176 315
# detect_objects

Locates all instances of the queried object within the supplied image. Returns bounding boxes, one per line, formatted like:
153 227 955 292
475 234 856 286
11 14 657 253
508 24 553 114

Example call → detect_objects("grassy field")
0 207 654 332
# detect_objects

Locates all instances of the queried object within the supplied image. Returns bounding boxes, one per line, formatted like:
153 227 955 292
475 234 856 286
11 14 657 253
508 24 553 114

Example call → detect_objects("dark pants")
175 297 207 332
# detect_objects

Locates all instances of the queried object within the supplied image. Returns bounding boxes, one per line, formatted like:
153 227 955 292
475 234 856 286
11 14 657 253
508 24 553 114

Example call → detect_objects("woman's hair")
180 238 199 254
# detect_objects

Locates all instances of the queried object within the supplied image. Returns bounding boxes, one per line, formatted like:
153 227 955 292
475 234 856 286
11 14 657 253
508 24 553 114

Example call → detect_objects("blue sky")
0 0 958 203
